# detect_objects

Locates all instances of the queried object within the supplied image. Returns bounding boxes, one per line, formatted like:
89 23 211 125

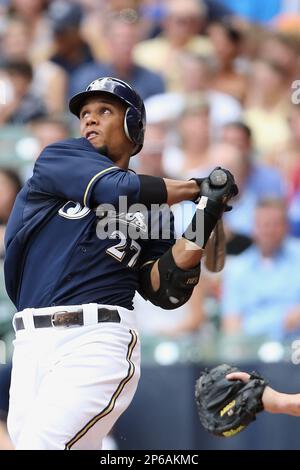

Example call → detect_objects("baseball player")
195 364 300 438
226 370 300 417
4 77 237 450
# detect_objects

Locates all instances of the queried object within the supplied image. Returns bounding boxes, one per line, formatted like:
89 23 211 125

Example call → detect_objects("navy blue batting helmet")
69 77 146 155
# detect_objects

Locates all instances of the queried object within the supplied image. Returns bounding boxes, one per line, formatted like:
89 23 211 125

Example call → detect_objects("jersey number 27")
106 230 141 268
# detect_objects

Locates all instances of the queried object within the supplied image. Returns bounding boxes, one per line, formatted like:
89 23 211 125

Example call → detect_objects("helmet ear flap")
124 106 145 147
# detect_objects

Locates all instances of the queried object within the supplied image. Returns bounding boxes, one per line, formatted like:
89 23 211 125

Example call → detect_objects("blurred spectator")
102 0 138 8
143 92 185 128
131 123 168 177
276 105 300 235
275 13 300 35
259 32 300 86
218 122 255 252
202 0 234 22
29 116 71 157
32 61 67 114
48 0 94 80
224 228 253 257
138 0 167 40
0 363 13 450
163 93 212 179
0 168 22 224
0 15 30 60
13 117 72 180
208 135 285 237
221 121 256 161
70 10 165 100
8 0 52 63
178 52 242 134
288 190 300 237
216 0 281 23
239 23 267 63
79 0 142 61
221 198 300 341
244 59 291 154
137 0 235 40
274 0 300 35
134 0 213 91
0 167 22 256
0 168 22 258
0 60 46 124
266 105 300 197
143 51 242 137
0 16 68 114
207 20 248 103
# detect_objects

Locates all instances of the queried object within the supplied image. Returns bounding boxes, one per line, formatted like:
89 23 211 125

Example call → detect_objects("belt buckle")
51 311 70 328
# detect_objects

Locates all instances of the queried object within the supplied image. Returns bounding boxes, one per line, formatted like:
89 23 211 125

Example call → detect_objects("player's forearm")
283 394 300 416
163 179 199 205
171 237 203 269
102 175 198 210
150 238 203 291
138 176 199 208
263 387 300 416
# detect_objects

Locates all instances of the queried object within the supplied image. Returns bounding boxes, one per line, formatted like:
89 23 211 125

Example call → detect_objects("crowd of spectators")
1 0 300 449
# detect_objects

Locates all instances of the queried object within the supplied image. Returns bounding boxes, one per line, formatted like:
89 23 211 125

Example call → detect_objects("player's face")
79 95 133 165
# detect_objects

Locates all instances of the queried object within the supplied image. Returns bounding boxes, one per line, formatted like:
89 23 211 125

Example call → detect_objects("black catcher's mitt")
195 364 268 437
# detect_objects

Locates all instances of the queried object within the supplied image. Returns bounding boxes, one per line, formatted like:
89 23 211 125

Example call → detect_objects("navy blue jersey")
4 138 174 311
0 363 11 419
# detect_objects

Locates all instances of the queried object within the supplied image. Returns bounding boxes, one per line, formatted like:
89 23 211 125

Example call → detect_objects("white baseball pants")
7 303 140 450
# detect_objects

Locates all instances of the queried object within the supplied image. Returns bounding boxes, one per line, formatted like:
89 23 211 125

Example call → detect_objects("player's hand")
226 371 282 414
191 167 238 210
195 364 267 438
226 371 251 383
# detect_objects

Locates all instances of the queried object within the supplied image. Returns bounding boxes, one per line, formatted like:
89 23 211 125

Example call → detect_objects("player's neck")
96 144 130 170
111 154 131 171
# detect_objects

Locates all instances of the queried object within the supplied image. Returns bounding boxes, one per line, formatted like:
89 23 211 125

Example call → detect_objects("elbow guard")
138 249 200 310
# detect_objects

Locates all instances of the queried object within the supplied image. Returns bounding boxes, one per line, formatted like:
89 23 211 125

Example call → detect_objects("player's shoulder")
38 137 109 163
41 137 94 154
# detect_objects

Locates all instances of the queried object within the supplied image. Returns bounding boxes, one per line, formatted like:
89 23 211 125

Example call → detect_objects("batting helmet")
69 77 146 155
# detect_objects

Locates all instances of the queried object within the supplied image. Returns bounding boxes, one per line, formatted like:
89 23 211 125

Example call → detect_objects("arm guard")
138 248 200 310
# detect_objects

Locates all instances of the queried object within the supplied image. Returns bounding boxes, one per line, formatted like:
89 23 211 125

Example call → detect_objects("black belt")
14 308 121 331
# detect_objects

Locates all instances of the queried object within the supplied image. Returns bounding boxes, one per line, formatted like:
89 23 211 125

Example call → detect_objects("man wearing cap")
49 0 94 77
4 77 237 449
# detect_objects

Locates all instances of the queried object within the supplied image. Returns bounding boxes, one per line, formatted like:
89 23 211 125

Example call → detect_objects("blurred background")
1 0 300 450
